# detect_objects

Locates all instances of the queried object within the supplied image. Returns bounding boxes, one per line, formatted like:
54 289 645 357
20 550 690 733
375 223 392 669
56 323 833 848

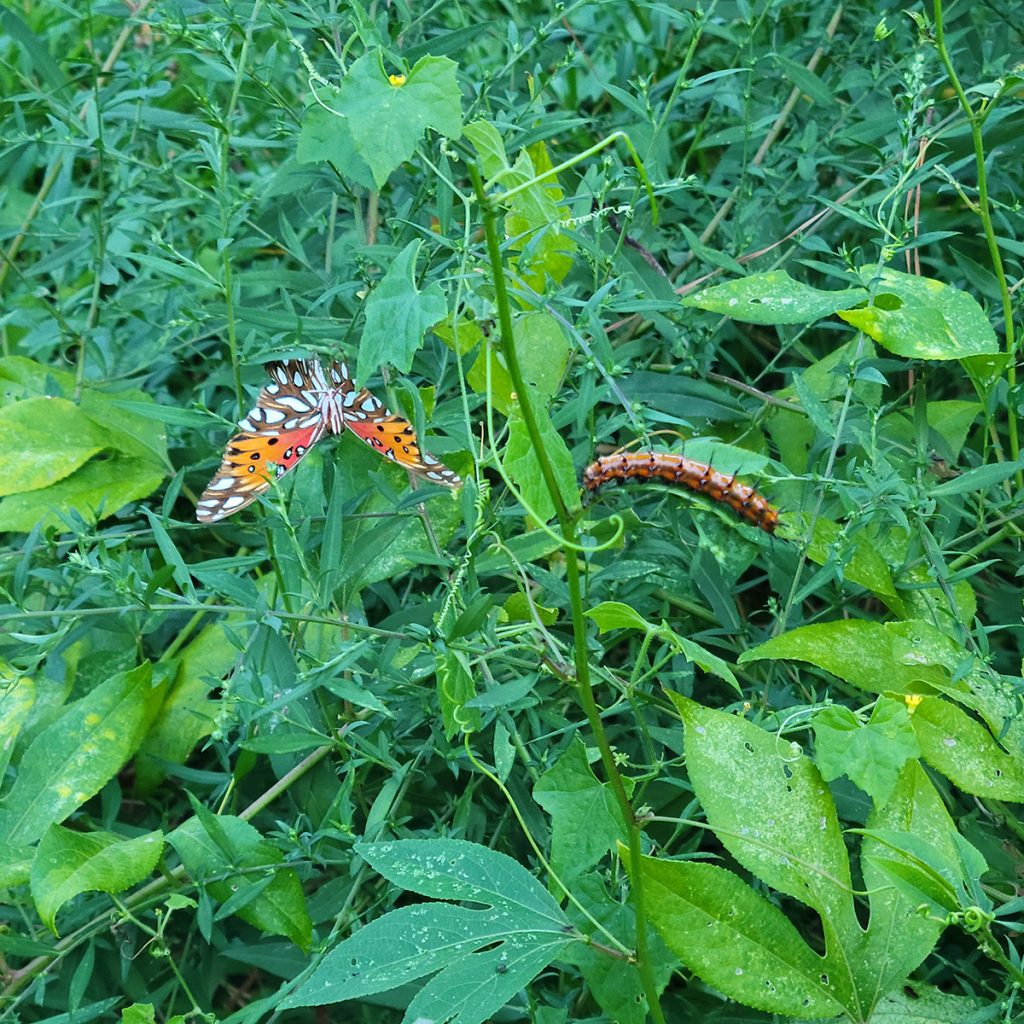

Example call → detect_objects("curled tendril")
961 907 994 933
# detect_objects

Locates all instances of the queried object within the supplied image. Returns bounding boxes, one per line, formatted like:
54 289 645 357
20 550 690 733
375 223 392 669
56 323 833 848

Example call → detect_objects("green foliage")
2 2 1024 1023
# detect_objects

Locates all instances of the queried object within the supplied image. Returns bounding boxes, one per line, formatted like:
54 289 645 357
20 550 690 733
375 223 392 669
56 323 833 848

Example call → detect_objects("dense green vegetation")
2 1 1024 1022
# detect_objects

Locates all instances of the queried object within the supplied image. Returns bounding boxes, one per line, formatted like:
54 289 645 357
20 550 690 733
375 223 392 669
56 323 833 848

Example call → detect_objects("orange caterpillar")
582 451 779 534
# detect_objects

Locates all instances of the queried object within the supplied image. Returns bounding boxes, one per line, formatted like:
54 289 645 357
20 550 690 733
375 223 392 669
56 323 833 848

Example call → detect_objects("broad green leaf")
305 51 462 189
331 455 462 593
358 839 568 918
812 696 921 806
168 814 312 950
857 762 948 1001
505 143 575 290
502 402 578 523
0 841 33 888
80 389 168 468
0 354 77 397
928 458 1024 497
134 624 232 795
740 619 947 695
774 53 839 107
0 398 108 496
865 984 992 1024
0 669 34 780
910 696 1024 800
877 399 980 462
669 696 857 940
683 271 868 325
0 664 155 846
356 239 448 385
296 105 375 190
533 737 627 881
633 854 845 1018
282 839 573 1021
31 826 163 934
837 269 999 360
466 312 571 415
0 456 165 532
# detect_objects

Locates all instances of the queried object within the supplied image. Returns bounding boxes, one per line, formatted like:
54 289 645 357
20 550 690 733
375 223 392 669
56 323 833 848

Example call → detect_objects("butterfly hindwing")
338 375 462 488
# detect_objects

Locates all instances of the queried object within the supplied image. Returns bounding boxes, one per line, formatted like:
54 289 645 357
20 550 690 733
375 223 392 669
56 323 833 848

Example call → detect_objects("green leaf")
683 271 868 325
865 984 993 1024
466 312 570 415
857 762 949 999
585 602 739 690
296 105 375 190
561 875 673 1024
0 667 34 781
503 144 575 290
502 402 579 523
773 53 839 108
282 839 573 1022
740 619 946 695
0 456 165 532
910 696 1024 800
837 269 999 360
855 827 984 916
812 696 921 806
168 814 312 950
301 51 463 189
669 696 857 939
463 119 508 178
0 398 108 496
633 854 845 1018
585 601 652 633
928 458 1024 497
0 664 155 846
437 648 482 739
134 624 233 795
31 826 163 934
356 239 448 384
533 737 628 882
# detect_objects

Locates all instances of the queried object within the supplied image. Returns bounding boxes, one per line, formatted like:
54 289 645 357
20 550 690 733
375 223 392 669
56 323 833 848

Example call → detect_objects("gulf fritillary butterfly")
196 359 461 523
582 451 778 534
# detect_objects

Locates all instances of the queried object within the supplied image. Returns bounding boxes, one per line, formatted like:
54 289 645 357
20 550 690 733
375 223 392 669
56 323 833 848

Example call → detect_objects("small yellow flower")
905 693 923 714
388 74 407 87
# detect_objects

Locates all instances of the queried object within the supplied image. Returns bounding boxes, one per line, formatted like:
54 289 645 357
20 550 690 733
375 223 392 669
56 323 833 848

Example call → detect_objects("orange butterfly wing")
325 362 461 487
196 361 327 523
339 375 462 488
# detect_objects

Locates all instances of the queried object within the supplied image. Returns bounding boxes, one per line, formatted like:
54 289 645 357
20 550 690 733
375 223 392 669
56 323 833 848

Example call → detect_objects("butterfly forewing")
196 360 327 523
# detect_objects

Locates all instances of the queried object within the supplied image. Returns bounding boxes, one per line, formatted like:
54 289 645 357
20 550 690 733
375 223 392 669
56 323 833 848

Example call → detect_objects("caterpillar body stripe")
582 452 779 534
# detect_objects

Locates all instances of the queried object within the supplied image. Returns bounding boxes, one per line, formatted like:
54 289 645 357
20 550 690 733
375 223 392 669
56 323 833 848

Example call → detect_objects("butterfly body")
197 359 461 523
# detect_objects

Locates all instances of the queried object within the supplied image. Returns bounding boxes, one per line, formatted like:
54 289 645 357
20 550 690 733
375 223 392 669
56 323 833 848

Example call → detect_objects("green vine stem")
469 163 666 1024
933 0 1019 475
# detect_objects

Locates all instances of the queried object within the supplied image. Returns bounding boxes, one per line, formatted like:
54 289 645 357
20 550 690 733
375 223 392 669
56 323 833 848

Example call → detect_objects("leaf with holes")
838 269 998 360
281 839 574 1024
684 271 868 325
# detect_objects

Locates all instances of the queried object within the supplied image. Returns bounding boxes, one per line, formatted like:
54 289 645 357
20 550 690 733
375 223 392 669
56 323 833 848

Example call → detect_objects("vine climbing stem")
469 162 666 1024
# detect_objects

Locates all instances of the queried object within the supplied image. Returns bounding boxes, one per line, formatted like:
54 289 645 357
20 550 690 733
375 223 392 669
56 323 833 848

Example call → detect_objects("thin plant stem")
933 0 1019 478
469 164 666 1024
